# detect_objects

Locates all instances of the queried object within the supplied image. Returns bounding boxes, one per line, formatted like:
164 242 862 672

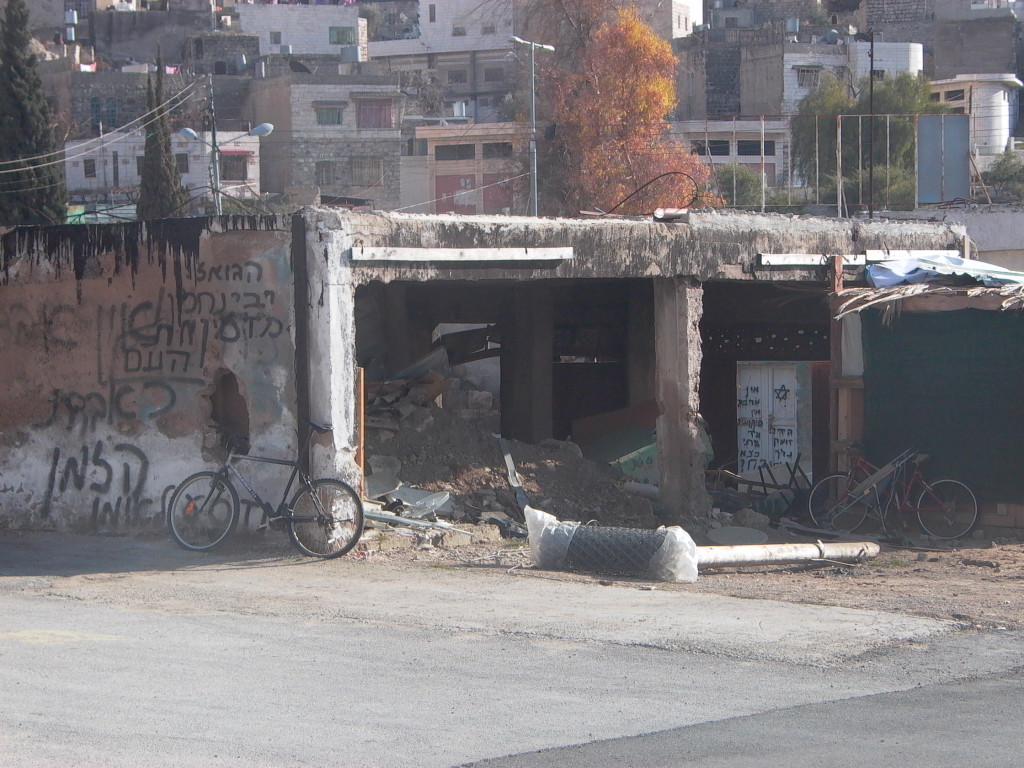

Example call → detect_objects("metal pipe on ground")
696 541 880 570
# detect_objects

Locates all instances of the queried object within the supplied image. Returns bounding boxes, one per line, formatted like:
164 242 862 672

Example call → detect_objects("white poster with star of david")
736 361 811 480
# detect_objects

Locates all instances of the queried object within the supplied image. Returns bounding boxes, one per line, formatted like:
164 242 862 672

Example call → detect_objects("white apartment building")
930 73 1023 164
639 0 704 40
782 39 924 114
64 131 263 216
236 3 368 59
370 0 514 57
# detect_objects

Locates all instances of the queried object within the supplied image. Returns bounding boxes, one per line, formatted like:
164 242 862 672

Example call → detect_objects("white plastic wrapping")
525 505 699 582
524 505 579 570
647 526 698 582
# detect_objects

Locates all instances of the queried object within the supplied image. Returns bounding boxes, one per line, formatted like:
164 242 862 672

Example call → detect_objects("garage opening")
699 282 832 483
353 277 664 528
355 278 656 445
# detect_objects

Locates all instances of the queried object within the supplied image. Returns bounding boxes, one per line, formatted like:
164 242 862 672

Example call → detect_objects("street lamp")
179 122 274 215
510 35 554 217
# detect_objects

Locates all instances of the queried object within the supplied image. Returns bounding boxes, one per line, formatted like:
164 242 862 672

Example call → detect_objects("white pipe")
696 541 880 569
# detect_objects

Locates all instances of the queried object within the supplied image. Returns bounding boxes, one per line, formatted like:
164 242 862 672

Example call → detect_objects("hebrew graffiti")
40 441 154 525
736 384 764 474
18 253 291 527
736 364 804 474
0 302 79 352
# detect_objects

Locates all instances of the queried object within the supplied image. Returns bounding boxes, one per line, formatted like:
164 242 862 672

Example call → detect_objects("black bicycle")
167 423 364 558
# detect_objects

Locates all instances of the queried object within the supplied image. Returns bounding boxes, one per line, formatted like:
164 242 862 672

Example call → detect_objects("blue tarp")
867 254 1024 288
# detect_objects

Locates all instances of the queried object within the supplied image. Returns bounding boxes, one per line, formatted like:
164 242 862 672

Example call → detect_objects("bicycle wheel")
915 479 978 540
807 473 872 533
287 479 364 558
167 471 239 551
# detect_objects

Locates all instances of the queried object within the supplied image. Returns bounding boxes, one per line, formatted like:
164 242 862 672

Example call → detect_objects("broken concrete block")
406 386 435 406
368 455 402 477
403 408 435 433
466 390 493 410
471 522 504 544
732 507 772 532
439 389 469 409
366 529 417 551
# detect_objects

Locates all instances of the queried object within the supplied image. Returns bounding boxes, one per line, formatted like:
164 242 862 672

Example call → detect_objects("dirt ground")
360 393 1024 633
355 532 1024 632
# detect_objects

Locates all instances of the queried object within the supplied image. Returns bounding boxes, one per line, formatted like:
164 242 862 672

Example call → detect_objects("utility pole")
510 36 554 216
207 76 221 216
867 31 875 218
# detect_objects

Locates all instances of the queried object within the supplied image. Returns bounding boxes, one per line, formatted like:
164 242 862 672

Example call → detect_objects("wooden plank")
833 375 864 389
348 246 574 262
835 386 864 473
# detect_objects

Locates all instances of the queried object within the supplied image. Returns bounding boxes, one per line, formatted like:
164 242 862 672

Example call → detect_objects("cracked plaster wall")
0 216 296 532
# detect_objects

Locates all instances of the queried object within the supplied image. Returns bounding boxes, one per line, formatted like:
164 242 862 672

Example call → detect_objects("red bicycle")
807 446 978 540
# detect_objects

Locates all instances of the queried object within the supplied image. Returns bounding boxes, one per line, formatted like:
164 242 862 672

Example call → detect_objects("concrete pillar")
627 280 656 405
300 216 362 488
500 283 553 442
382 282 415 373
653 277 711 523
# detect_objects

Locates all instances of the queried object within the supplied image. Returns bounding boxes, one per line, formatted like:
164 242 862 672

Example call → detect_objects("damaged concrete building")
7 208 1018 538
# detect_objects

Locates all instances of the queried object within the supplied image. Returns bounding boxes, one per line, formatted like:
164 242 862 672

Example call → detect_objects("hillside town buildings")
5 0 1023 216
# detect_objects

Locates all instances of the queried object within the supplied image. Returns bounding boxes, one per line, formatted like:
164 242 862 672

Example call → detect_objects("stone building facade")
181 30 260 76
250 73 405 208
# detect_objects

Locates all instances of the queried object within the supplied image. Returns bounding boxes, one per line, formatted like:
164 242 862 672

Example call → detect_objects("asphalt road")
1 532 1023 767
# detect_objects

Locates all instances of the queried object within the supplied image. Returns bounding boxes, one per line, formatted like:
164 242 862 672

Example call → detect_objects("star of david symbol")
774 384 790 402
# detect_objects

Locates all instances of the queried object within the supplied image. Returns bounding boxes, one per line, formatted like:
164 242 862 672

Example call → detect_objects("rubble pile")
364 380 664 532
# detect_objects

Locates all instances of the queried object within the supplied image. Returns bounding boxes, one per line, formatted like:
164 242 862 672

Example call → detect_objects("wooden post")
829 255 844 473
356 366 365 495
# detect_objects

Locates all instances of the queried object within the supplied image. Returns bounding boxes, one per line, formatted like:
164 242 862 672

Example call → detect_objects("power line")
0 79 202 171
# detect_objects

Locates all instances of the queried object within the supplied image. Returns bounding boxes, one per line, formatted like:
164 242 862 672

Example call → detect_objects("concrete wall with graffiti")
0 217 298 532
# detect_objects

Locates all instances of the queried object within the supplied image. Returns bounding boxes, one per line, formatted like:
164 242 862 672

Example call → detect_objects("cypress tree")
0 0 67 226
136 49 189 220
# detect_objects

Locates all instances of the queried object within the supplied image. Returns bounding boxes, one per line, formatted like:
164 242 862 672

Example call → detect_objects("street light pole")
179 123 274 215
209 88 221 215
510 35 554 217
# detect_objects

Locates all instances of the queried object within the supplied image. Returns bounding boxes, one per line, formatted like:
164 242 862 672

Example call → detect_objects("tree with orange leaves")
539 7 714 215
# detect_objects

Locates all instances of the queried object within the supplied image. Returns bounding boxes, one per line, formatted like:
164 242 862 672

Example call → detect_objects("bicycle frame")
810 444 977 539
222 451 309 521
809 447 915 534
886 463 921 516
887 462 948 519
168 422 365 557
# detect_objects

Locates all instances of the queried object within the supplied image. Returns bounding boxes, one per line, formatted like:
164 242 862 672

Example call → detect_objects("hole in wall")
209 368 250 454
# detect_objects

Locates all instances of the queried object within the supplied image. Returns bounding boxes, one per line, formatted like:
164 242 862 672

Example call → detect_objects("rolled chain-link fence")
564 523 669 577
